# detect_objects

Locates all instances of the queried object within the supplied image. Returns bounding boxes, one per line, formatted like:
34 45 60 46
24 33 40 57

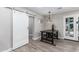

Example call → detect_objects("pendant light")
48 11 51 21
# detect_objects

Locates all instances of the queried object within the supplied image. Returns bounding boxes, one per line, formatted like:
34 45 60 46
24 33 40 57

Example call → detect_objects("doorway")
29 16 34 40
64 14 79 41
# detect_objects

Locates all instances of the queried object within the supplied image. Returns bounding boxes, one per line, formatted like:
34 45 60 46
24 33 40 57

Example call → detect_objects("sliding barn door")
13 10 29 49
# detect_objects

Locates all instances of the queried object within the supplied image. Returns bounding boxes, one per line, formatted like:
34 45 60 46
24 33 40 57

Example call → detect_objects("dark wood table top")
40 30 57 33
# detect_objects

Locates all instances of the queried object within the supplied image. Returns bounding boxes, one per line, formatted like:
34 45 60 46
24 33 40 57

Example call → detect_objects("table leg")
40 32 43 41
52 36 56 46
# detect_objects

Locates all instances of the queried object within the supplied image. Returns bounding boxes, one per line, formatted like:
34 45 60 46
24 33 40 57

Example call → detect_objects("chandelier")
48 11 52 21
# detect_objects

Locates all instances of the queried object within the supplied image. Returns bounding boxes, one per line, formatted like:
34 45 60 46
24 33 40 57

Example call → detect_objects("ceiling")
25 7 79 15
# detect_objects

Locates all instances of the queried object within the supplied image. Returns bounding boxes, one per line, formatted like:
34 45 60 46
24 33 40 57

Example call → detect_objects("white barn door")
13 10 29 49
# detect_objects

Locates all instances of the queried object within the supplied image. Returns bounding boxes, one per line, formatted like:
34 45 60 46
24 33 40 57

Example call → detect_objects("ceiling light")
48 11 52 22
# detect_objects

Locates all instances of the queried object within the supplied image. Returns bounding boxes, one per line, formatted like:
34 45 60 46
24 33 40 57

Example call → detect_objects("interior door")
13 10 29 49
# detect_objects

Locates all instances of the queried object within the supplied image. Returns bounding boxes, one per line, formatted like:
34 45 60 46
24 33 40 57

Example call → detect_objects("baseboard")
33 36 41 40
64 39 79 42
2 48 12 52
33 36 64 40
58 37 64 39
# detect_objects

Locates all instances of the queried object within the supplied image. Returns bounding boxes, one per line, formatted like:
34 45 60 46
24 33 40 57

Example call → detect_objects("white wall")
44 10 79 39
0 8 12 51
43 15 54 30
33 17 42 38
52 14 64 39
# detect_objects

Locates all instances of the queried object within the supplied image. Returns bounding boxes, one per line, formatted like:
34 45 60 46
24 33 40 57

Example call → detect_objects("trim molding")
33 36 64 40
33 36 41 40
58 36 64 39
2 48 12 52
